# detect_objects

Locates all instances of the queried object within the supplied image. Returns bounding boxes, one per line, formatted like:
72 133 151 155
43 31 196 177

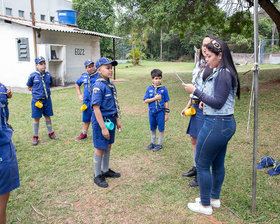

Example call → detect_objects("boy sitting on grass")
91 57 122 188
144 69 170 152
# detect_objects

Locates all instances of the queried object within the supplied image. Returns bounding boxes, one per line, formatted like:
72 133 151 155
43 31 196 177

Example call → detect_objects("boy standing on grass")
75 59 100 141
27 56 59 146
91 57 121 188
144 69 170 152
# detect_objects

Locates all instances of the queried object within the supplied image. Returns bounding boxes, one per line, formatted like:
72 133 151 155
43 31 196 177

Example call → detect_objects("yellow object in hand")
185 106 196 116
80 104 87 111
35 100 43 109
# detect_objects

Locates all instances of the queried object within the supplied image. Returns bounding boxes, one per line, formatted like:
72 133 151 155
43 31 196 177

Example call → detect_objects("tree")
73 0 116 56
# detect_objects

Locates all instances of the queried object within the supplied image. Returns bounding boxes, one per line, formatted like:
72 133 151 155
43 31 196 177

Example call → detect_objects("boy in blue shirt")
91 57 121 188
0 83 12 122
26 56 59 145
75 59 100 141
144 69 170 152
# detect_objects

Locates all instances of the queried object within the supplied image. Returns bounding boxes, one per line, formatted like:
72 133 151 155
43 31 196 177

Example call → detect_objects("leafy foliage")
72 0 116 57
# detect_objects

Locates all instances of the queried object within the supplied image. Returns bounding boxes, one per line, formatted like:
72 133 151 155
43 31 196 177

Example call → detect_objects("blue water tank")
57 10 76 25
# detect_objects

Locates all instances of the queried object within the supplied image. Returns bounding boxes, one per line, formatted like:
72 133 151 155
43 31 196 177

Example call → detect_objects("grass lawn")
7 61 280 223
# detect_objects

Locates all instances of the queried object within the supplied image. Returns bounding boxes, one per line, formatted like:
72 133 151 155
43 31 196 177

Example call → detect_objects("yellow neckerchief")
96 77 121 118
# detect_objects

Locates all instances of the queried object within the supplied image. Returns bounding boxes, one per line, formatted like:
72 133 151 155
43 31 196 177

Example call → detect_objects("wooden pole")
31 0 37 58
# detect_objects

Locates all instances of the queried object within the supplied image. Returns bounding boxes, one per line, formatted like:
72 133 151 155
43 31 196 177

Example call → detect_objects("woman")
183 39 240 215
0 102 20 223
181 35 215 187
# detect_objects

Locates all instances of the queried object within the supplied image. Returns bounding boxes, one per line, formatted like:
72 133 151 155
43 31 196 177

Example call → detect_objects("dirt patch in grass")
259 79 280 90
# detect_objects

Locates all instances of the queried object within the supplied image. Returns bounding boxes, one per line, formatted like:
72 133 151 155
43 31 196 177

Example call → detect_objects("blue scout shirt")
76 72 100 103
0 83 8 105
91 79 117 117
144 85 170 113
26 70 53 100
0 103 12 145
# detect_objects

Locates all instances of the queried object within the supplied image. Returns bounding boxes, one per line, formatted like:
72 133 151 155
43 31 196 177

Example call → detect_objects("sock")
46 120 53 133
158 132 164 145
94 153 102 177
193 151 196 167
102 150 111 173
33 123 39 136
151 131 156 144
82 130 88 135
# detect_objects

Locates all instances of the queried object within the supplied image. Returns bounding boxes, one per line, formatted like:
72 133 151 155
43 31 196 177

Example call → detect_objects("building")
0 0 120 87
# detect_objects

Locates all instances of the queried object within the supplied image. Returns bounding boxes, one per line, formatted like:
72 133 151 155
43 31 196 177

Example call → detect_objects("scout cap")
35 56 46 64
95 57 118 70
257 156 276 169
267 162 280 176
84 59 94 67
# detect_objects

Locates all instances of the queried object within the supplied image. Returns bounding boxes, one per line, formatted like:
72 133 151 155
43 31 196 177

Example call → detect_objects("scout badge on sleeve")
35 100 43 108
104 119 114 130
80 104 87 111
174 70 196 116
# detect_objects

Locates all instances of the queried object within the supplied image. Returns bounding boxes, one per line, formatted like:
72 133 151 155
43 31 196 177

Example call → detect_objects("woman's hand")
182 83 196 94
199 101 203 110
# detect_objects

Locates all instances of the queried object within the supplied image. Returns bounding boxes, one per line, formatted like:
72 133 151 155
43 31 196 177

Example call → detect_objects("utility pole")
31 0 37 58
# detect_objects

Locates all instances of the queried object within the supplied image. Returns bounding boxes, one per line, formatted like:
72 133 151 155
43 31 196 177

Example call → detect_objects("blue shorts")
0 141 20 195
82 101 92 123
31 98 53 119
92 115 116 149
149 110 165 132
186 103 204 138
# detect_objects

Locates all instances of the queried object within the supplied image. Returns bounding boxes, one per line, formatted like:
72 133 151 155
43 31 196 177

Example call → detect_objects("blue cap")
267 163 280 176
35 56 46 64
95 57 118 70
257 156 276 169
84 59 94 67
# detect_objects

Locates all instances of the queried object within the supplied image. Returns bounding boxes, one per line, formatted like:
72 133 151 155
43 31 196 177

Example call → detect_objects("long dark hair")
206 39 240 99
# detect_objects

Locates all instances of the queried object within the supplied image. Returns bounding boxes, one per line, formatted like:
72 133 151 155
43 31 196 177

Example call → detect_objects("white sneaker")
187 202 213 215
195 197 221 208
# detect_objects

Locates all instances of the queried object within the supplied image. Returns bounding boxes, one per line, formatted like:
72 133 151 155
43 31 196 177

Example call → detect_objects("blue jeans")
195 115 236 206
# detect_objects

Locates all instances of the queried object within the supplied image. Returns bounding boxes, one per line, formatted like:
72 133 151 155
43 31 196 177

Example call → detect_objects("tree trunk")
258 0 280 44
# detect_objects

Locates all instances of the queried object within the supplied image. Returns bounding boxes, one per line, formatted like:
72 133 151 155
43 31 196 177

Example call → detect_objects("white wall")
38 31 100 83
0 0 72 23
0 20 36 87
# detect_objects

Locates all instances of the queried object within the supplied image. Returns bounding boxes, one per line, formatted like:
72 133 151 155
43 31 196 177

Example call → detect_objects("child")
144 69 170 152
26 56 59 145
91 57 121 188
75 59 100 141
0 102 20 224
0 83 12 122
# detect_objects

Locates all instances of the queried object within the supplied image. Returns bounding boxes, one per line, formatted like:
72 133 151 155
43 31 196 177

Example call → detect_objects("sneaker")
187 202 213 215
195 198 221 208
153 144 163 152
190 177 198 187
183 166 197 177
75 133 87 141
102 169 121 178
94 174 108 188
48 131 59 140
32 135 39 145
147 143 156 150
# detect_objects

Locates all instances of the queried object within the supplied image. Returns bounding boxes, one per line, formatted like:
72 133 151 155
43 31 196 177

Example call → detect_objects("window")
40 14 45 21
16 38 30 61
50 16 55 23
30 12 35 19
5 8 12 16
18 10 24 18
